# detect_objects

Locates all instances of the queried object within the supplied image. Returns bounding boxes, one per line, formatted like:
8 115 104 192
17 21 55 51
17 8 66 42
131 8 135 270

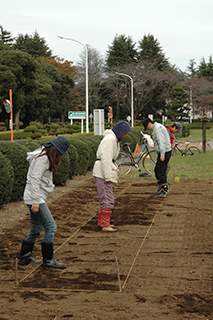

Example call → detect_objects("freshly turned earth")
0 175 213 320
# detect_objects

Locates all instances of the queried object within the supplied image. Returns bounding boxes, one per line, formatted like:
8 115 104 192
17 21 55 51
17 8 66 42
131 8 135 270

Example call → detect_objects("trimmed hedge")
53 153 70 186
80 136 101 170
0 151 14 206
0 131 31 140
0 141 29 201
190 122 212 129
68 137 90 175
66 144 78 179
0 130 142 206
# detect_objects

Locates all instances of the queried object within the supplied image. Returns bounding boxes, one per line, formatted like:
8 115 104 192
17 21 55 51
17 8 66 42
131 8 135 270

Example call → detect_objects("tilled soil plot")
0 176 213 320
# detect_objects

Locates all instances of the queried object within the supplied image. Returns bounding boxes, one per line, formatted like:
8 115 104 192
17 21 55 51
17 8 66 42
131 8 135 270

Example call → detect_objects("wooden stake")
15 258 18 287
115 256 122 292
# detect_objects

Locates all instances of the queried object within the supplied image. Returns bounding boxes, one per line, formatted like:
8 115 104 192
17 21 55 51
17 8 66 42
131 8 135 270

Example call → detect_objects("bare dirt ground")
0 174 213 320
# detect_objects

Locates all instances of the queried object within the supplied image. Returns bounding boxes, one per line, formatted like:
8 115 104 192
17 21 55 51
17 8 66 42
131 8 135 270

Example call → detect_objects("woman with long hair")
19 136 70 269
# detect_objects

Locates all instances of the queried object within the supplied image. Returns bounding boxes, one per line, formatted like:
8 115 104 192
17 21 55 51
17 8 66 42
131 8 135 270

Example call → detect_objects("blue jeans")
25 203 57 243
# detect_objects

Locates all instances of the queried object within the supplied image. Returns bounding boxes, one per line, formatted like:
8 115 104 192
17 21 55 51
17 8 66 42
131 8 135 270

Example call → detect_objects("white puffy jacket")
93 130 119 183
23 148 54 205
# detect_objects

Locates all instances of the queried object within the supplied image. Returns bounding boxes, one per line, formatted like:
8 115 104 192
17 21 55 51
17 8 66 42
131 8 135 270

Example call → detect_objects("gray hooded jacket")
23 148 54 205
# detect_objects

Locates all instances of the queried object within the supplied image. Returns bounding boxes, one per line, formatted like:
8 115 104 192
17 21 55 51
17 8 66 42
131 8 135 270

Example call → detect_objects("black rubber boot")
151 180 161 194
41 242 66 269
156 183 169 197
19 240 42 266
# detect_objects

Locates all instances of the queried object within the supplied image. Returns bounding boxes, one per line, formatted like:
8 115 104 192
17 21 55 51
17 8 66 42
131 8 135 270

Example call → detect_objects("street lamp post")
116 72 134 127
58 36 89 133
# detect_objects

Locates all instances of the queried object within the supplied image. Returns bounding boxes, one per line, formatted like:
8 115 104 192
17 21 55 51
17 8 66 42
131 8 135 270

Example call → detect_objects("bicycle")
116 133 159 176
172 141 200 156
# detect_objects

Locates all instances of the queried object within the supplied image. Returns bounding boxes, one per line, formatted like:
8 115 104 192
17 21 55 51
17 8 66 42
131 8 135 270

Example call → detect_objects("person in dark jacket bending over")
143 118 172 197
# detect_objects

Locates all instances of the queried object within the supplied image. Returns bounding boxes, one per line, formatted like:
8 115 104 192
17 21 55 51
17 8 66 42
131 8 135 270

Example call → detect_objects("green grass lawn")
168 150 213 180
167 129 213 180
119 150 213 181
178 128 213 141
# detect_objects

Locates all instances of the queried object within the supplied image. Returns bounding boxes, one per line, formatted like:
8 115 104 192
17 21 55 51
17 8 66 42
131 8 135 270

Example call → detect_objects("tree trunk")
60 114 64 123
14 108 21 131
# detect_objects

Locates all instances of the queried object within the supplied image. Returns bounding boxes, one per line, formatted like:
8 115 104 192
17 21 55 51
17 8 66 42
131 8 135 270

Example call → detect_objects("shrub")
24 125 38 133
14 140 41 151
53 153 70 186
0 151 14 206
66 144 78 179
19 121 24 129
42 124 51 132
89 122 94 129
0 142 29 201
50 123 60 130
68 138 90 175
48 129 59 136
131 129 143 144
134 120 142 127
0 130 32 140
190 122 212 130
182 123 191 137
121 132 137 152
31 132 42 139
29 121 42 129
0 122 6 132
80 137 98 170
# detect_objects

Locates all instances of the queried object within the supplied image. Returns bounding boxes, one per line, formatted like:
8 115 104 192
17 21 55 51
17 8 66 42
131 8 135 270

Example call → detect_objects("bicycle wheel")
142 150 157 175
116 151 132 175
186 146 200 156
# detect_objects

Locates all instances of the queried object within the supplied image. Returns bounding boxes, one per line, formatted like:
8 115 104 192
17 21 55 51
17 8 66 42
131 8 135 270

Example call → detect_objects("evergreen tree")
166 84 190 120
197 56 213 81
106 34 137 68
0 25 14 45
186 59 197 77
13 30 52 58
138 34 170 71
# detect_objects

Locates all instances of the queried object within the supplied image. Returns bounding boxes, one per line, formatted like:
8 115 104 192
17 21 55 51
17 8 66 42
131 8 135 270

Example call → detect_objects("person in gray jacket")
19 136 70 269
143 118 171 197
93 121 131 231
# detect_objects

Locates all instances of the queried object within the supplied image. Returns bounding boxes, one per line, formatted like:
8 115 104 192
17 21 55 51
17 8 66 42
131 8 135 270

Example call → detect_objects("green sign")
68 111 86 119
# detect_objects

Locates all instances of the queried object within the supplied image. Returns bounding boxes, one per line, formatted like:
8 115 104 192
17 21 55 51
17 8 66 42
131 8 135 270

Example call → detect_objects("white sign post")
68 111 86 134
94 109 104 135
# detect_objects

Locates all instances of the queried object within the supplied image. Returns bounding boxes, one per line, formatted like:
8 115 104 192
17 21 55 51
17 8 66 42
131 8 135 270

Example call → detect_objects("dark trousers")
155 151 172 184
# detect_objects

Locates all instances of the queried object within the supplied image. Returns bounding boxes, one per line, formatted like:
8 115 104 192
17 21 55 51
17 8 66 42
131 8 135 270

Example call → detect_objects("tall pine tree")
166 84 190 120
138 34 170 71
106 34 137 68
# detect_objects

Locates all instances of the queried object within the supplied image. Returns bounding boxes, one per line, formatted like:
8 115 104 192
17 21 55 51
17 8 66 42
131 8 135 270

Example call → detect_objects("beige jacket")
93 130 119 183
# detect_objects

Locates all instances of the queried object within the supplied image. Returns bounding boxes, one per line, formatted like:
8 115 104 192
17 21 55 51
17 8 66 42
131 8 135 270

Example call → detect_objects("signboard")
68 111 86 119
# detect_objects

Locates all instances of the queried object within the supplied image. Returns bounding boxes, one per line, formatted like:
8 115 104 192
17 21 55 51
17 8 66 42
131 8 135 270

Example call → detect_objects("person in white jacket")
19 136 70 269
93 121 131 231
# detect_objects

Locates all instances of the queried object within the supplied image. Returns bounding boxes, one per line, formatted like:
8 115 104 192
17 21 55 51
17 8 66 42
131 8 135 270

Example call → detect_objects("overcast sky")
1 0 212 71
